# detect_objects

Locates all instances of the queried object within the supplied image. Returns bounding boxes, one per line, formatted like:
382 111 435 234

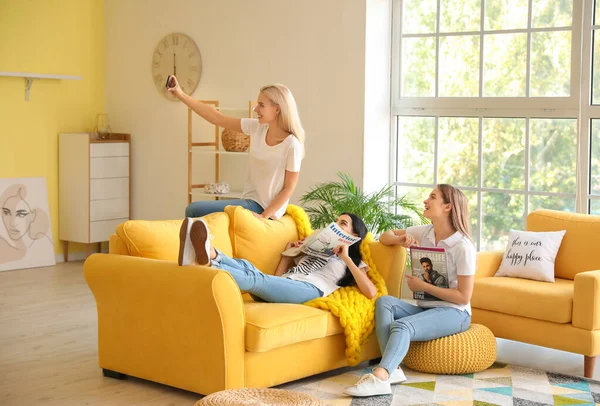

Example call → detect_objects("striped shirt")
283 255 368 297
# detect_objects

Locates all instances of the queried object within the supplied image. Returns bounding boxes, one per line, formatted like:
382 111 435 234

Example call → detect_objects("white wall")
363 0 392 194
105 0 371 220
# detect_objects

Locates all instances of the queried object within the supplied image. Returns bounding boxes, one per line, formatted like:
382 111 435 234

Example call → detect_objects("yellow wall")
0 0 104 256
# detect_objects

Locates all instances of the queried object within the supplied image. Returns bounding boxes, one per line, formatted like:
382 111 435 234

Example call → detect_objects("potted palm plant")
300 173 427 236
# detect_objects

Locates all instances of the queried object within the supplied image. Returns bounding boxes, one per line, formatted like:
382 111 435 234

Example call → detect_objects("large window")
392 0 600 249
399 0 572 99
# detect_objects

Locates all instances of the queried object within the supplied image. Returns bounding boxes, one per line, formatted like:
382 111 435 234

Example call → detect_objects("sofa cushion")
115 212 232 261
527 209 600 280
244 302 329 352
225 205 298 275
472 277 573 323
495 229 566 283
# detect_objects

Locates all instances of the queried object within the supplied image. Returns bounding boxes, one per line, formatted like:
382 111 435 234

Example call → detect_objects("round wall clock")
151 33 202 100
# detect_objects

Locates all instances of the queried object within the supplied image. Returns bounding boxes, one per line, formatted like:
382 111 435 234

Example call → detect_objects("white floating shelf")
0 71 82 101
190 149 249 156
190 191 245 199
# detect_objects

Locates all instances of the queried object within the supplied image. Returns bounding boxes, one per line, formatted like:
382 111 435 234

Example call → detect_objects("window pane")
396 186 430 221
530 119 577 193
463 189 479 244
485 0 528 30
481 192 525 251
397 117 435 183
440 0 481 32
439 36 480 97
596 2 600 25
483 118 525 189
403 0 436 34
592 120 600 195
593 32 600 105
530 31 571 97
483 33 527 97
402 37 436 97
591 199 600 215
532 0 572 28
438 117 479 187
529 195 576 213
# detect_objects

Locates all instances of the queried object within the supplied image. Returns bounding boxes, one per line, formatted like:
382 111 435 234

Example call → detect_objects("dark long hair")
337 212 369 287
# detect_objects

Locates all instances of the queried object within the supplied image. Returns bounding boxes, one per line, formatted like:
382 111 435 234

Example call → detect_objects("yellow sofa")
471 209 600 378
84 206 407 395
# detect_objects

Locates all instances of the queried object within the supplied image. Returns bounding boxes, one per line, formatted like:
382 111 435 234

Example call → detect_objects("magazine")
409 246 449 301
281 222 361 260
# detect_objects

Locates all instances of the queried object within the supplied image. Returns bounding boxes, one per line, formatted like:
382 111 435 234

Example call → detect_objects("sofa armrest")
369 242 408 299
109 233 129 255
476 250 504 279
84 254 245 394
573 270 600 331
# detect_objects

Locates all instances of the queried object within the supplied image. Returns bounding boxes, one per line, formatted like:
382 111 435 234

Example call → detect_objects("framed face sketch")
0 178 56 271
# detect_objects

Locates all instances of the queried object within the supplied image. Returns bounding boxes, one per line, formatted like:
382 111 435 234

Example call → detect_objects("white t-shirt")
284 255 368 297
406 225 476 314
240 118 303 220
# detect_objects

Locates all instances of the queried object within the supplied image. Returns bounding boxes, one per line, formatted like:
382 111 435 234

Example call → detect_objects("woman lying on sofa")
345 184 477 397
177 213 377 303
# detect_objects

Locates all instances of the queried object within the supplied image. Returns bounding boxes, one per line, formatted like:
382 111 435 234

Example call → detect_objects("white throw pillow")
495 229 567 283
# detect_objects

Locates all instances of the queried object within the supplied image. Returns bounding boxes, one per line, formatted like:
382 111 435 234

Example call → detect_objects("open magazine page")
281 222 361 260
409 246 449 301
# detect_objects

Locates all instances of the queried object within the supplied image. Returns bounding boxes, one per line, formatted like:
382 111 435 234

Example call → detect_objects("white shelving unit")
0 71 82 101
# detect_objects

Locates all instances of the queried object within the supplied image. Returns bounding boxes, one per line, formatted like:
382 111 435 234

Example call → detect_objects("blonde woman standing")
167 76 304 220
345 184 476 397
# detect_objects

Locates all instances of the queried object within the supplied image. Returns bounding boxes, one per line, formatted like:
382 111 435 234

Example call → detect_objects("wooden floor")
0 262 598 406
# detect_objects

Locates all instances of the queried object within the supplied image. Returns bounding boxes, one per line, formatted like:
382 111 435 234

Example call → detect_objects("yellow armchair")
84 207 408 395
471 209 600 378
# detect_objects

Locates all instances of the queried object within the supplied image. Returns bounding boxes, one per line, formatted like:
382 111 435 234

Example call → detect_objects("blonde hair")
260 84 305 155
437 184 472 241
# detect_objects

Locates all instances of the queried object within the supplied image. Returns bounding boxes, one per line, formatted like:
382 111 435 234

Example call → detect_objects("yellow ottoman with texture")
403 324 497 374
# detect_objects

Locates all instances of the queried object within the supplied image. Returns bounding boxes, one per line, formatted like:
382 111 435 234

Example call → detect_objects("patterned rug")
277 362 600 405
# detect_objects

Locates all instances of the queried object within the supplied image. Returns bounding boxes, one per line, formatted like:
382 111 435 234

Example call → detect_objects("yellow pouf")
195 388 323 406
403 324 497 375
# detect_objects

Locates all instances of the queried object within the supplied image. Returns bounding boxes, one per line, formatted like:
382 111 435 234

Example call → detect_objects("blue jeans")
212 250 323 304
375 295 471 374
185 198 263 218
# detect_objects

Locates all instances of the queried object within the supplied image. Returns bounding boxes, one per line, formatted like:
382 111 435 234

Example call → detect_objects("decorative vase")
94 114 113 140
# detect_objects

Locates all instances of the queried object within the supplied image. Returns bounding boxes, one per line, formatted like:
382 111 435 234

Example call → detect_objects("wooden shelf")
190 149 249 156
0 71 82 101
190 191 245 199
188 100 254 205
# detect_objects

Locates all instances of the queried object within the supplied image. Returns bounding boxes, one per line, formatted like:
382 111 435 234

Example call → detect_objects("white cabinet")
59 133 131 261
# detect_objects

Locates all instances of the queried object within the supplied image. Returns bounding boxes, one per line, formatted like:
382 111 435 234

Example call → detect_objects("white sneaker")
343 373 392 397
178 218 196 266
190 219 211 266
389 367 407 384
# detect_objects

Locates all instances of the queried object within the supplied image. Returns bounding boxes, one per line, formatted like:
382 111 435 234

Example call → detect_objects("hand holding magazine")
282 222 361 260
409 246 450 300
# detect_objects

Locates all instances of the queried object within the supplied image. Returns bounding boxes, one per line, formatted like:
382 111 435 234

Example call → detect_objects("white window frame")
390 0 595 249
580 0 600 212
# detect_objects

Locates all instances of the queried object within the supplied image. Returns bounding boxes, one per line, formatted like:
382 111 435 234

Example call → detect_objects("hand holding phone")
165 75 174 89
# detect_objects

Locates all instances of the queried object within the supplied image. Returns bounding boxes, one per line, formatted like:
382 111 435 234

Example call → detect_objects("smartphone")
165 75 173 89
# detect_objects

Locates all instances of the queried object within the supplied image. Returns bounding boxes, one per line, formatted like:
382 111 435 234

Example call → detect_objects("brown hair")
437 184 472 241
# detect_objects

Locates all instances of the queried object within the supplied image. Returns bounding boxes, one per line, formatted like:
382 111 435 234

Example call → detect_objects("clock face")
151 33 202 100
